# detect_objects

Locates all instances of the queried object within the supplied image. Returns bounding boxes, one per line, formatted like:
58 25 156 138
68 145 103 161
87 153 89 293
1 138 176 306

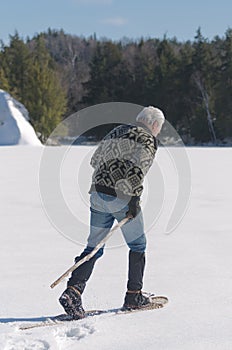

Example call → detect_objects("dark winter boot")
59 286 85 319
123 290 151 310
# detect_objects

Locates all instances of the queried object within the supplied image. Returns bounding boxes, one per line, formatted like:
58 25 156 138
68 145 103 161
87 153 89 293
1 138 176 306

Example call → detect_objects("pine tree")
149 38 179 122
173 41 195 141
121 39 157 105
0 66 9 91
214 29 232 139
83 41 125 105
1 32 32 99
25 36 67 141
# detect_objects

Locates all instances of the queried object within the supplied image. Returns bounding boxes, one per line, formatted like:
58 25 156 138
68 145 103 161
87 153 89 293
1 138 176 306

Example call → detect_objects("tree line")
0 28 232 144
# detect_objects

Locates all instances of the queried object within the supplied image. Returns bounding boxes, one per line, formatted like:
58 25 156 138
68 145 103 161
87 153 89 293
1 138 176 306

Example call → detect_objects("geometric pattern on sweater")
90 124 157 197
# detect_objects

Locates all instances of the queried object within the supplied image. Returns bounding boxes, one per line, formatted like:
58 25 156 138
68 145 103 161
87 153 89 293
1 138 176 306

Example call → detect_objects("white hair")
136 106 165 127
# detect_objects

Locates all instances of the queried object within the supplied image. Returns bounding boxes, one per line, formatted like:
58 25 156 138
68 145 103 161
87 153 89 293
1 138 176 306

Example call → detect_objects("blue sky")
1 0 232 43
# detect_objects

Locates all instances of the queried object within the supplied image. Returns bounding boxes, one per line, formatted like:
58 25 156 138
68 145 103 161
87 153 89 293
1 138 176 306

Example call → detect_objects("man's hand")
126 196 141 218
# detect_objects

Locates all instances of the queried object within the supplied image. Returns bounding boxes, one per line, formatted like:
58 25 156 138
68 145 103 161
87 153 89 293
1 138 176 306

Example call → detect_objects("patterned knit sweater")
89 123 157 198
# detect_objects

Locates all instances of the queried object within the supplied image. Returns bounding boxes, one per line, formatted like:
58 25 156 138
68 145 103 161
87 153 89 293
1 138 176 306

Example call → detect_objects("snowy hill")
0 90 41 146
0 146 231 349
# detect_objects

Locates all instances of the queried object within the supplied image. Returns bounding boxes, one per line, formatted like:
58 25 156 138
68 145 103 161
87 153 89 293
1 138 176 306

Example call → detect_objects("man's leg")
67 245 104 294
127 241 146 291
59 193 114 318
123 223 151 308
120 212 147 292
114 207 151 308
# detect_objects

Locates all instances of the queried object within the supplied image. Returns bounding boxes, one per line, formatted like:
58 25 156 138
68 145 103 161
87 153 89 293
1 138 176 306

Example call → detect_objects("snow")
0 90 42 146
0 146 231 350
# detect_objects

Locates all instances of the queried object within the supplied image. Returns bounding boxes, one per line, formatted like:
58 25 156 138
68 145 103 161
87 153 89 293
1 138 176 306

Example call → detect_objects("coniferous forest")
1 28 232 144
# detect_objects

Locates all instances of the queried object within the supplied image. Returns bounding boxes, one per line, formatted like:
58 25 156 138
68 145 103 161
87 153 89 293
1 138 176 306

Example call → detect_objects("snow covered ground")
0 146 231 350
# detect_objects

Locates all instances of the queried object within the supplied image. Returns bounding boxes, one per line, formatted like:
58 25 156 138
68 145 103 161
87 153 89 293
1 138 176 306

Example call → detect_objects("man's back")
90 123 157 198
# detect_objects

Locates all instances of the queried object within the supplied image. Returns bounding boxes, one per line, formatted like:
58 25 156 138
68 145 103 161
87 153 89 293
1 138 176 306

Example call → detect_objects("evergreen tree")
214 29 232 139
0 32 32 99
122 39 158 105
0 66 9 91
148 38 180 125
173 41 194 138
26 36 67 141
83 41 126 104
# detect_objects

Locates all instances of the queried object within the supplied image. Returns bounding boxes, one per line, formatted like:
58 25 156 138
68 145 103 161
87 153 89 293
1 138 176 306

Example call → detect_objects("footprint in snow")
4 337 50 350
54 321 96 346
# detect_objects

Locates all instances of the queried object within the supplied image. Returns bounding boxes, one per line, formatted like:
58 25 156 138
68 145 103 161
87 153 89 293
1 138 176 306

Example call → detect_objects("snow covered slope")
0 146 231 350
0 90 41 146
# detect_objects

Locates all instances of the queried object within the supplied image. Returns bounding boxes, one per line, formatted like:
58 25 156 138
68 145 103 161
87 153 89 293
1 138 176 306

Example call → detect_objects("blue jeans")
83 192 146 258
67 191 147 289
